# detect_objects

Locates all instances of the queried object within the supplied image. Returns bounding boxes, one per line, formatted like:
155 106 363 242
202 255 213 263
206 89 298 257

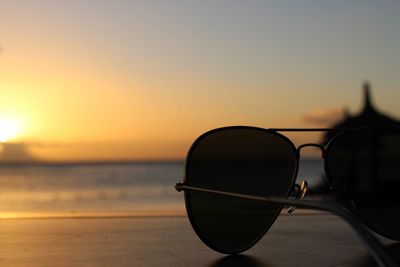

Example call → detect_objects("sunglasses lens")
326 127 400 240
185 128 297 253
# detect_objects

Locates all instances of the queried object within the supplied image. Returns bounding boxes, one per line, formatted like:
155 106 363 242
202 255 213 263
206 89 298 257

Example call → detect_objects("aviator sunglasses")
175 126 400 267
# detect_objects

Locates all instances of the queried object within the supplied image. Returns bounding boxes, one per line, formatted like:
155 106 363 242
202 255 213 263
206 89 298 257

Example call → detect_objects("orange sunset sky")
1 1 400 162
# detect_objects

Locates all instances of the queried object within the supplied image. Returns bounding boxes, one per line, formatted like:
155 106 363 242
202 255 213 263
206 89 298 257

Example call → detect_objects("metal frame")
176 126 400 267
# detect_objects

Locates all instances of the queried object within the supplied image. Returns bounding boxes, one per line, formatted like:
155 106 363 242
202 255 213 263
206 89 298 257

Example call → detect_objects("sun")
0 117 22 143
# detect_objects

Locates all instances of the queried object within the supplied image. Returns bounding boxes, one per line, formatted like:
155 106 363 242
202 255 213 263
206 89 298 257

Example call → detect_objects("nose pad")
287 180 308 214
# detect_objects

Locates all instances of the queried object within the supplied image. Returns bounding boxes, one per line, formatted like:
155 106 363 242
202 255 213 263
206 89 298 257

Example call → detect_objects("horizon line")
0 156 323 166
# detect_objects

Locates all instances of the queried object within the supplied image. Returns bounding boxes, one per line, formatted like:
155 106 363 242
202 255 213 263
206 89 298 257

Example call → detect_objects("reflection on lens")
326 127 400 240
185 127 297 253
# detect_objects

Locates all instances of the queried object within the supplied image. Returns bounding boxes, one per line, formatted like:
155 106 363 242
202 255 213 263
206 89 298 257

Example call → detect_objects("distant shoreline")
0 159 185 166
0 157 323 166
0 209 327 220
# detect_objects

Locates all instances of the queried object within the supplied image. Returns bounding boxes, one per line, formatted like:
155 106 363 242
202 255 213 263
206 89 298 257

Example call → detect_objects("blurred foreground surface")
1 213 398 267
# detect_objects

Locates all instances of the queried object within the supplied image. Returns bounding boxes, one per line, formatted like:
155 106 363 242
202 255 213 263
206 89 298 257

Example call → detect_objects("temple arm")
175 183 397 267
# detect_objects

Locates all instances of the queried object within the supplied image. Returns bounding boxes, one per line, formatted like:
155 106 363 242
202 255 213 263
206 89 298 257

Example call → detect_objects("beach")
1 212 396 267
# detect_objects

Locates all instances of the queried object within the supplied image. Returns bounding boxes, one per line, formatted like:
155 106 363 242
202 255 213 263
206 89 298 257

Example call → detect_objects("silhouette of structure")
321 82 400 145
313 82 400 194
0 142 37 164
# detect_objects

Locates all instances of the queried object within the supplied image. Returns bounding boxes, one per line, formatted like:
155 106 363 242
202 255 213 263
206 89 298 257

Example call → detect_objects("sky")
1 0 400 161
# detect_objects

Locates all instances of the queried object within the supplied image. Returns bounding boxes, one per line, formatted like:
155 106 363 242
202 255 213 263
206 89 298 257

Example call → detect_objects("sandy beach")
1 212 398 267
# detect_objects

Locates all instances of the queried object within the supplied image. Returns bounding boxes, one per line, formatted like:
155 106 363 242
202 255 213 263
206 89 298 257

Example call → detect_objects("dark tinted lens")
326 127 400 240
185 127 297 253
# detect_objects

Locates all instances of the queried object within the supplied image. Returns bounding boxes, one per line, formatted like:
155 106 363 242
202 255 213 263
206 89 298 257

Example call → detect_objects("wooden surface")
0 214 398 266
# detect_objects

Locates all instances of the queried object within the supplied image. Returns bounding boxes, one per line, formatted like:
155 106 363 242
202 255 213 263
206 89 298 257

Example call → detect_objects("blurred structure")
313 82 400 194
0 143 37 164
321 82 400 145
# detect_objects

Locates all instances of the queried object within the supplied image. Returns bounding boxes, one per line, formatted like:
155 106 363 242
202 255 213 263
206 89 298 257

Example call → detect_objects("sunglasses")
175 126 400 267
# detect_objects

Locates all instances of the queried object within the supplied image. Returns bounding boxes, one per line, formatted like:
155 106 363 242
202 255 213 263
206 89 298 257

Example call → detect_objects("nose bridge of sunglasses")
296 143 326 158
287 180 308 213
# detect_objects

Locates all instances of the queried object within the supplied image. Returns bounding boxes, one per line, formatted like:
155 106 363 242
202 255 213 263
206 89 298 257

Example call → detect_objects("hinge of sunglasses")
175 183 185 192
287 180 308 214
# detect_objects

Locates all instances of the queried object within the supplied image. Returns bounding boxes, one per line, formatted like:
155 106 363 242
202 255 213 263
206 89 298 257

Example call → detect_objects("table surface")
1 213 398 267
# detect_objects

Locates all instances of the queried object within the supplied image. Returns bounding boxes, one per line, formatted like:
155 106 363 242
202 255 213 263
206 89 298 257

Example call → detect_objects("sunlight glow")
0 117 22 142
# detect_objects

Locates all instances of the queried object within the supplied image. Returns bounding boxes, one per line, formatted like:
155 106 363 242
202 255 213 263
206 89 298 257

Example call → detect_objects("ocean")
0 159 324 218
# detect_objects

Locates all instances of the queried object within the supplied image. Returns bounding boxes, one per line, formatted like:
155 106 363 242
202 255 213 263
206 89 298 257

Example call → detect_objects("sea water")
0 160 324 218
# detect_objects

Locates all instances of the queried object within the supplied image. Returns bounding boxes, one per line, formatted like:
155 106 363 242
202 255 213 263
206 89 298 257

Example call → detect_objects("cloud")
302 107 344 126
0 142 38 163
